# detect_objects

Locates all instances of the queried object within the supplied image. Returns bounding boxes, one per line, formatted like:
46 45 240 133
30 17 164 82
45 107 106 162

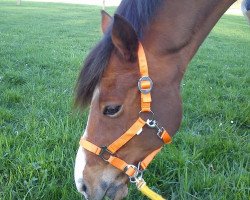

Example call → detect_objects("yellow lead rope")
136 179 166 200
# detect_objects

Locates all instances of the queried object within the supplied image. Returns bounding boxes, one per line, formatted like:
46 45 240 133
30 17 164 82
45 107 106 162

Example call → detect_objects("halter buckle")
156 127 166 139
146 119 165 140
138 76 153 94
124 164 144 183
99 146 112 162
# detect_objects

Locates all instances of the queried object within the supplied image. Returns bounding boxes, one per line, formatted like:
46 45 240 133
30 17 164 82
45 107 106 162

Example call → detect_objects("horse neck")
133 0 237 136
142 0 236 70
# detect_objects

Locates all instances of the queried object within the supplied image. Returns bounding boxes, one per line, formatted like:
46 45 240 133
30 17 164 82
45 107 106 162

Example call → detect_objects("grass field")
0 1 249 200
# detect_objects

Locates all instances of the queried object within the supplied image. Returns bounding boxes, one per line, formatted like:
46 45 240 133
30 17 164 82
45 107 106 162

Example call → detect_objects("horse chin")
105 183 128 200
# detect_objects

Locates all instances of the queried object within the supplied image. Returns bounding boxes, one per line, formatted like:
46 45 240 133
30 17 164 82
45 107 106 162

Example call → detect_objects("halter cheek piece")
79 42 171 199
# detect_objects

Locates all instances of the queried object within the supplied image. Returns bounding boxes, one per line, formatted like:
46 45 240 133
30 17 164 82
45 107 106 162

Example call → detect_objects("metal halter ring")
138 76 153 94
125 165 143 183
146 119 157 128
98 146 112 162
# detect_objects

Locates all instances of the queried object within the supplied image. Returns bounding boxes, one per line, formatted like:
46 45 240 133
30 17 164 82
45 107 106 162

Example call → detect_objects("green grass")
0 1 249 200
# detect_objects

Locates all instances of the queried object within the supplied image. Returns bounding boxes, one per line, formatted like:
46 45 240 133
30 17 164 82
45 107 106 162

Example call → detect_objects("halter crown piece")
79 42 172 200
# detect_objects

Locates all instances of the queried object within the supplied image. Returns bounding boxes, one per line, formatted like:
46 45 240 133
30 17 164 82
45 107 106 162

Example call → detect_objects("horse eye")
103 105 122 117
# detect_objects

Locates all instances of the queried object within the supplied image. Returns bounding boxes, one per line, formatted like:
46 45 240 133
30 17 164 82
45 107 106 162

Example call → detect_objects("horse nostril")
82 184 87 193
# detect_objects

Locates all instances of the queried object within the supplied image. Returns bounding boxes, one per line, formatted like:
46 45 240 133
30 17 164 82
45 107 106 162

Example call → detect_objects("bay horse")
74 0 238 199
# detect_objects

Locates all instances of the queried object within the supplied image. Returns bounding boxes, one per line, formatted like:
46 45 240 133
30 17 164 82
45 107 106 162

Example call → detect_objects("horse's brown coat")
75 1 236 199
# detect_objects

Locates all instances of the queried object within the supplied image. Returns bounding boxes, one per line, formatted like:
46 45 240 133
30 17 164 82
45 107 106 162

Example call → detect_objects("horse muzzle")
77 176 128 200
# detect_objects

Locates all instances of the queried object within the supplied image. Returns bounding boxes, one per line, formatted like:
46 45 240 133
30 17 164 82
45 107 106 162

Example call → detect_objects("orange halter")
79 42 172 182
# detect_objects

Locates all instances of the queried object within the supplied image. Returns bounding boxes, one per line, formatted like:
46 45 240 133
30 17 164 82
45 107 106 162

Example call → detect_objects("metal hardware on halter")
124 164 144 183
98 146 112 162
138 76 153 94
146 119 157 128
137 161 145 173
156 127 166 139
146 119 166 140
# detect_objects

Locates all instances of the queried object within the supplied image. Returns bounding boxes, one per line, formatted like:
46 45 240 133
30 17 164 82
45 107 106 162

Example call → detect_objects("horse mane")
75 0 163 107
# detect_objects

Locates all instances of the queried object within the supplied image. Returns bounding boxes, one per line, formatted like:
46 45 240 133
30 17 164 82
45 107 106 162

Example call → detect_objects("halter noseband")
79 42 171 199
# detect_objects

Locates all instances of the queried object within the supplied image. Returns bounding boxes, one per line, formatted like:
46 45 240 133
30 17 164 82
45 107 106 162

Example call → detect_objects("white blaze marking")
74 129 88 196
74 87 100 197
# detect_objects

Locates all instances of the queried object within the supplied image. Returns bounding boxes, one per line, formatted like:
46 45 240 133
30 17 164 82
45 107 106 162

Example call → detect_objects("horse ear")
111 14 139 62
101 10 112 34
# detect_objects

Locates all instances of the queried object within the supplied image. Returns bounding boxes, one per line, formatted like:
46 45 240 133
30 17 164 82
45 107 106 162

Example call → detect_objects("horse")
74 0 239 199
242 0 250 23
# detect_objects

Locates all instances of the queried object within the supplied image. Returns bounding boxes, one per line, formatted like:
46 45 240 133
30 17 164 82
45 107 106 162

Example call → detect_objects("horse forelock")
75 35 113 107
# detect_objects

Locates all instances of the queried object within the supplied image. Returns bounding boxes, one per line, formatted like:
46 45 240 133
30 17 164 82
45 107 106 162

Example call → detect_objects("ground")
0 1 249 200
